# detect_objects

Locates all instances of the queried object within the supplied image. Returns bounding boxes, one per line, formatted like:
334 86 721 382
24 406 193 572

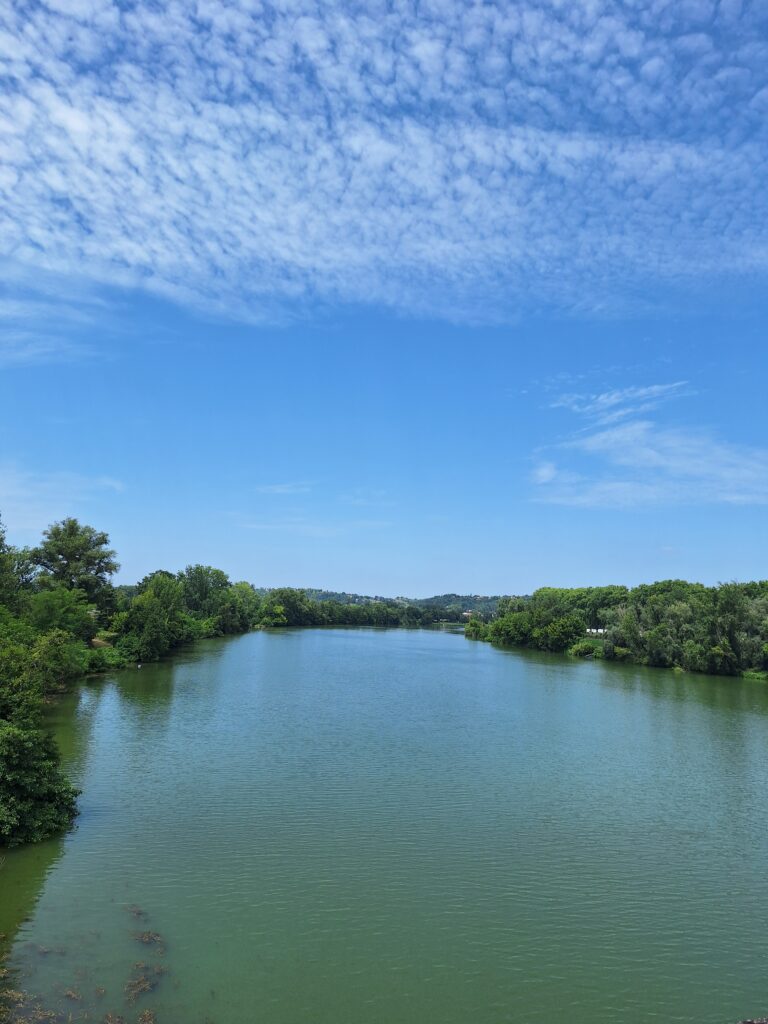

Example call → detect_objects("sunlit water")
2 628 768 1023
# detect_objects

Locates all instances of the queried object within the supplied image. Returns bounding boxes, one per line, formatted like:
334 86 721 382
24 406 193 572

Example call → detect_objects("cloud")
0 462 124 537
2 0 768 337
532 461 558 484
339 488 394 507
0 263 120 364
243 516 390 538
532 383 768 507
0 330 81 367
552 382 690 423
255 482 312 495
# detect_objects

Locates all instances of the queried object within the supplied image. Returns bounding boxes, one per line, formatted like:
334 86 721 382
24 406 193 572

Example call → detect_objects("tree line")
0 515 449 847
465 581 768 677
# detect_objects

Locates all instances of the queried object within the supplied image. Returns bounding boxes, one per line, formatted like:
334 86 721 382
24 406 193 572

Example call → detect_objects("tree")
0 611 80 847
260 588 316 626
180 564 231 617
217 582 261 634
28 629 90 693
118 572 194 662
0 515 35 612
0 515 14 607
0 722 78 847
26 586 97 643
33 519 119 610
535 613 586 652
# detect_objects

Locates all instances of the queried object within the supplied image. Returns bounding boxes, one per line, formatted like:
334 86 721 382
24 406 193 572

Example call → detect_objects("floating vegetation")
0 987 26 1007
124 973 155 1005
1 910 170 1024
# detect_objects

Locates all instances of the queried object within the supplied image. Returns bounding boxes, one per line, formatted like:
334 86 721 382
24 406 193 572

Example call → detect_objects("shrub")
0 722 79 847
569 638 604 658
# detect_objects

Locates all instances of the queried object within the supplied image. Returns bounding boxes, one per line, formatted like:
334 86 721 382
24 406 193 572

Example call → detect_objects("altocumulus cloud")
2 0 768 332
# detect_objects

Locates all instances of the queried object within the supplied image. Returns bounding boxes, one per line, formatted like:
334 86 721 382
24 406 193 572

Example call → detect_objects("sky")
1 0 767 595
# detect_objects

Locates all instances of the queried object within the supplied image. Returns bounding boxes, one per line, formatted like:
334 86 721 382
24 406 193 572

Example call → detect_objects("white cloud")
255 482 313 495
552 382 689 422
1 0 768 341
339 488 394 507
0 462 124 537
533 383 768 507
243 516 390 538
532 461 558 484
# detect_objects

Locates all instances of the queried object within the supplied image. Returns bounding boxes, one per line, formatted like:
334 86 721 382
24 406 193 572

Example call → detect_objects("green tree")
535 613 586 652
0 515 35 612
118 572 194 661
0 722 79 847
0 612 79 847
28 629 90 693
33 518 119 610
26 586 97 643
180 564 231 617
260 588 316 626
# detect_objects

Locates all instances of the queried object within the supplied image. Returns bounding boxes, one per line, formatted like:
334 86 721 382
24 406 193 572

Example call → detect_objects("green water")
2 627 768 1023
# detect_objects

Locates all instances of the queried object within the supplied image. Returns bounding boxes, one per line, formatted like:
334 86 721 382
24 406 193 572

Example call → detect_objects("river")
2 627 767 1023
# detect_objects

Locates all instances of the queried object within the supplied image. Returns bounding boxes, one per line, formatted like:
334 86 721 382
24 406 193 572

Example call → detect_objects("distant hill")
272 589 503 619
127 583 503 619
406 593 503 617
302 589 396 606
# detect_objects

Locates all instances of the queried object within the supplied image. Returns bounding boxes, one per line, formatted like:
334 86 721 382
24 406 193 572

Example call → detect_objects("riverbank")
465 580 768 679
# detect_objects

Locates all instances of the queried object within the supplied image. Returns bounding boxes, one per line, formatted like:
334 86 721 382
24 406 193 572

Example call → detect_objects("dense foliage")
301 589 498 619
258 588 442 627
466 581 768 676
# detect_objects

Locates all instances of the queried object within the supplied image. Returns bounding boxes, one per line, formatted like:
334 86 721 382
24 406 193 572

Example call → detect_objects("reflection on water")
2 629 768 1024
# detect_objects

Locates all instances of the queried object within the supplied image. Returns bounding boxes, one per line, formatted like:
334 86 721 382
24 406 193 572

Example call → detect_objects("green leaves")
0 722 78 847
474 579 768 676
32 518 119 611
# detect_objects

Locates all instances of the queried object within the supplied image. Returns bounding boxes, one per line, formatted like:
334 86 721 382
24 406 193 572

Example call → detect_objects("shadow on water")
0 840 66 954
0 653 188 968
0 659 182 1022
494 642 768 717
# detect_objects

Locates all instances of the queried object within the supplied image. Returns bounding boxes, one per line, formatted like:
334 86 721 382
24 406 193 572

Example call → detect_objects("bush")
86 646 127 673
29 630 89 693
0 722 79 847
604 644 632 661
488 611 533 646
537 614 586 652
464 617 489 640
569 638 604 658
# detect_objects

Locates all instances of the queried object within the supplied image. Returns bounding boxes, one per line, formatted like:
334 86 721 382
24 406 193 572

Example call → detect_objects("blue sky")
1 0 767 594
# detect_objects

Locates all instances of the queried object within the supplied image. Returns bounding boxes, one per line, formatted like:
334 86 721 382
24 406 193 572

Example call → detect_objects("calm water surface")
2 628 768 1023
